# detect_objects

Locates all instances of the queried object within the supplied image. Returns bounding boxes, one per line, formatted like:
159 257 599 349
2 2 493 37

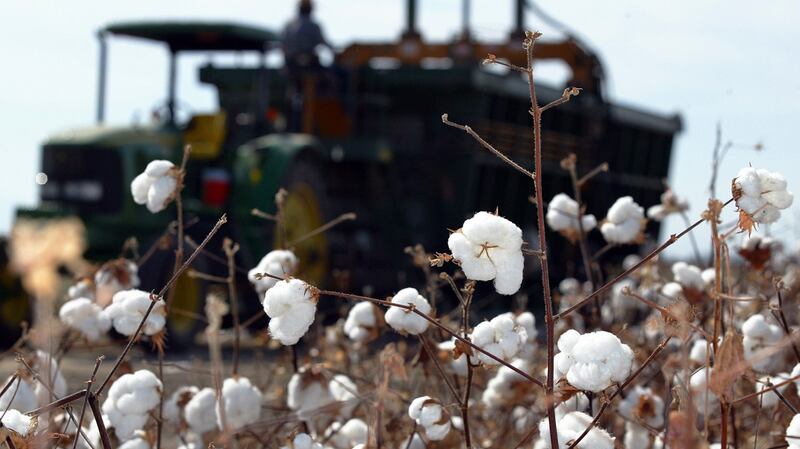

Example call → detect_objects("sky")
1 0 799 259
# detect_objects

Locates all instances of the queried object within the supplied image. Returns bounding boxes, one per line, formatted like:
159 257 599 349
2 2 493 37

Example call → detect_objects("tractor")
7 0 681 347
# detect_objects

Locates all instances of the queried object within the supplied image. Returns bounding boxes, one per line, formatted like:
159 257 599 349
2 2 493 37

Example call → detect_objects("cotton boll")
94 258 140 306
216 376 262 431
287 369 332 420
689 367 718 415
0 376 39 413
448 211 525 295
104 289 166 336
553 329 633 392
482 358 532 408
689 339 715 365
647 189 689 221
325 418 368 449
343 301 379 342
558 278 582 297
102 370 162 441
600 196 644 244
733 167 794 224
184 387 218 434
756 373 791 408
701 268 716 288
408 396 450 441
33 350 67 407
118 436 150 449
624 422 652 449
131 159 178 214
546 193 597 238
742 314 783 372
672 262 704 290
554 393 589 419
618 385 664 428
398 434 426 449
385 288 431 335
470 314 527 365
329 374 359 417
0 409 34 436
248 250 299 295
437 339 468 376
68 277 94 300
538 411 614 449
787 413 800 449
163 386 198 424
262 278 318 345
59 298 111 341
280 433 325 449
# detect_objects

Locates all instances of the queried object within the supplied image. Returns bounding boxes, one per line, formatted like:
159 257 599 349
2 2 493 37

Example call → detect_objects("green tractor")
10 1 681 347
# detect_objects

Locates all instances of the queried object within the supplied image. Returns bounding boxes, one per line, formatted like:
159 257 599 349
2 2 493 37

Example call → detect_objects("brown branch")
71 357 103 449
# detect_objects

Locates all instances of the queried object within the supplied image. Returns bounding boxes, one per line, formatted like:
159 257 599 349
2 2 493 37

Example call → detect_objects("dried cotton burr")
448 211 524 295
732 166 793 224
470 313 528 365
130 159 180 213
58 297 111 341
600 196 645 244
94 258 140 305
216 376 262 430
262 278 318 345
104 289 166 336
385 287 431 335
101 369 162 441
546 193 597 241
537 410 615 449
408 396 451 441
554 329 634 392
248 249 298 295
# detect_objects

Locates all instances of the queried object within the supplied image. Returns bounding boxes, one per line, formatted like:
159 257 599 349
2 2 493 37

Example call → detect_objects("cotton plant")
408 396 451 441
481 358 532 408
216 376 263 431
94 258 140 306
618 385 664 429
184 387 218 434
741 314 784 372
689 367 719 415
0 376 38 418
755 373 791 408
248 249 299 296
101 369 162 441
287 367 359 422
437 339 468 376
497 311 537 358
661 261 705 303
470 313 528 365
732 166 793 226
384 287 431 335
546 193 597 241
131 159 180 213
600 196 645 245
58 297 111 341
553 329 634 392
0 409 35 437
162 385 199 425
262 278 318 345
104 289 166 336
738 233 782 271
647 188 689 221
343 301 380 342
537 410 615 449
447 211 525 295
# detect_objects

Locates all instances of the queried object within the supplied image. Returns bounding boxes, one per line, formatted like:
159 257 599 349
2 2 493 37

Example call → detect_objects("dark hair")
299 1 312 15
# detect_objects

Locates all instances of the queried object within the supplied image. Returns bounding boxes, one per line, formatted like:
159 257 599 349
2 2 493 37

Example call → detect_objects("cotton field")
4 30 800 449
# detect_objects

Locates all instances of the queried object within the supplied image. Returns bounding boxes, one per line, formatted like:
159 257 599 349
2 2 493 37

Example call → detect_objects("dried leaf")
661 300 694 341
453 339 474 359
709 332 748 401
737 209 756 235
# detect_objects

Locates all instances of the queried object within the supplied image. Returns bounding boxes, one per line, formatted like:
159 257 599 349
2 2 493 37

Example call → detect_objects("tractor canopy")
103 21 280 52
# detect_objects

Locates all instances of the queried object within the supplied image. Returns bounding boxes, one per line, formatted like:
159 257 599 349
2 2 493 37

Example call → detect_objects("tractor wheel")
276 157 330 288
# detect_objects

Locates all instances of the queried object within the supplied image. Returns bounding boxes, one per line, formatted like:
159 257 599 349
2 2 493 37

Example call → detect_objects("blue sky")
1 0 799 259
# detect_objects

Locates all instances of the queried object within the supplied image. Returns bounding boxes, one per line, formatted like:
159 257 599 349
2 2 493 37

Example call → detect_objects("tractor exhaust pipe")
512 0 525 38
403 0 420 38
96 31 107 125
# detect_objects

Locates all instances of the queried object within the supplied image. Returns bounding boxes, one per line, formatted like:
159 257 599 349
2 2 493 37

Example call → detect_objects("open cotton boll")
408 396 451 441
385 287 431 335
624 422 653 449
756 373 791 408
482 358 532 407
262 278 318 345
448 211 525 295
59 297 111 341
287 368 332 420
0 409 34 437
546 193 597 239
553 329 633 392
184 387 218 434
787 414 800 449
329 374 359 417
538 411 614 449
672 262 703 290
94 258 140 306
399 434 426 449
647 189 689 221
554 393 589 419
343 301 379 342
0 377 37 417
689 367 718 415
105 289 166 336
248 250 299 295
118 435 151 449
131 159 178 213
470 314 528 365
733 167 793 224
600 196 645 244
701 268 716 288
216 376 262 431
437 339 468 376
102 369 162 441
618 385 664 428
163 386 198 424
325 418 369 449
280 433 325 449
689 339 716 365
68 277 94 300
742 314 783 372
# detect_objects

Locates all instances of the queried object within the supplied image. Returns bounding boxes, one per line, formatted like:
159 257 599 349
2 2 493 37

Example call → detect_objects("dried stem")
70 357 103 449
288 212 357 247
224 238 242 376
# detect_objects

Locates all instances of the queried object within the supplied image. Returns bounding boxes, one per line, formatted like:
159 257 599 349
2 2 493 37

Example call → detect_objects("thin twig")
70 357 103 449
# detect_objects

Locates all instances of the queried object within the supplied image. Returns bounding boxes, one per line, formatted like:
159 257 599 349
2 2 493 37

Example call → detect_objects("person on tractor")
282 0 332 132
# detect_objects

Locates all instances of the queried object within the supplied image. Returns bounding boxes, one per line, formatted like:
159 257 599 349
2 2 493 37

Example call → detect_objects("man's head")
299 0 313 16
